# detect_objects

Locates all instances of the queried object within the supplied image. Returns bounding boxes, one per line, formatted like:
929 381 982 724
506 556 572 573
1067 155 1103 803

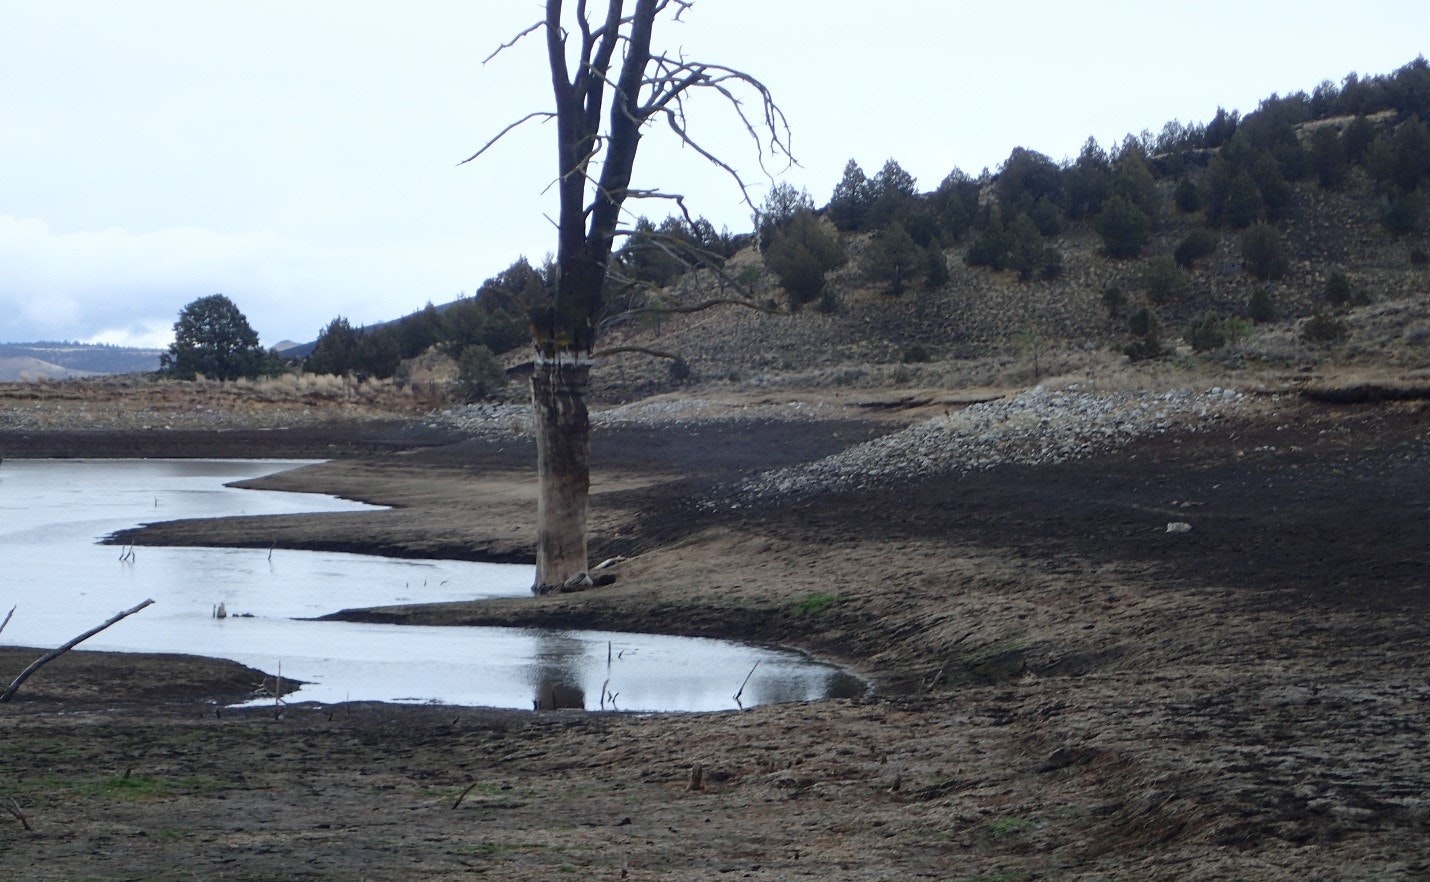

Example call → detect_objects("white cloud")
0 215 479 348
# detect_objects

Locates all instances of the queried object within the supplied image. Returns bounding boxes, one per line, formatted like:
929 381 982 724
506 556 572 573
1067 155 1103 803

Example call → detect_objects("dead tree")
464 0 789 592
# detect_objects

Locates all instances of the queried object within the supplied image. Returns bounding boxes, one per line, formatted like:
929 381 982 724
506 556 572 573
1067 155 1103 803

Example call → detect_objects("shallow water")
0 459 863 710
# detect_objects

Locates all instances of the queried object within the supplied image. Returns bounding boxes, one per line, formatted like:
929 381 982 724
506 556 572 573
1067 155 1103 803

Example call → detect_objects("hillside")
286 59 1428 411
0 342 162 380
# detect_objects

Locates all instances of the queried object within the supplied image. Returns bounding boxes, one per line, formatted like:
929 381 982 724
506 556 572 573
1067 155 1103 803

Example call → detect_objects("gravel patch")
728 386 1247 503
426 397 841 437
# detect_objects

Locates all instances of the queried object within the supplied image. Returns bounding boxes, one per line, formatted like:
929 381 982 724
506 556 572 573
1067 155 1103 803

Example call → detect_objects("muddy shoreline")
2 399 1427 879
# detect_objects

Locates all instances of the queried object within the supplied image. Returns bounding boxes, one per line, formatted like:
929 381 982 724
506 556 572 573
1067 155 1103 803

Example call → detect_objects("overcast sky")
2 1 1426 349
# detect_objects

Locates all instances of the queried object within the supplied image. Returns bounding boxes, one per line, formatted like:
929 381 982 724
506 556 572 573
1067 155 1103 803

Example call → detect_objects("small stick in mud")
732 661 760 707
451 781 481 810
0 599 155 703
7 798 31 832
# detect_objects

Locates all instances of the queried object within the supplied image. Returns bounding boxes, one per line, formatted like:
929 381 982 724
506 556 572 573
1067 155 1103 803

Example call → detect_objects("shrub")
1174 178 1201 212
1123 338 1165 362
1411 248 1429 265
1126 303 1168 363
1224 172 1264 228
1184 312 1229 352
764 209 846 307
1380 188 1426 234
1102 285 1127 318
1140 255 1190 304
1248 286 1277 323
454 345 507 401
902 345 932 364
1174 228 1219 267
1241 223 1289 280
1040 247 1064 279
668 355 692 382
1300 311 1350 345
1324 269 1354 307
923 244 950 288
1128 306 1161 339
1309 126 1349 188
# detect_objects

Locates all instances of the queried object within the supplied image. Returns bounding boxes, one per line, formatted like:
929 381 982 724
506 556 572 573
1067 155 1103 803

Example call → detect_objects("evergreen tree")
863 222 923 294
1174 228 1219 267
454 345 508 401
306 316 360 376
1251 151 1294 220
1097 195 1152 259
996 147 1062 217
965 205 1014 270
934 169 979 241
827 159 874 232
1343 115 1376 165
161 294 271 381
923 243 950 288
755 183 814 250
1007 213 1049 282
1224 172 1265 228
764 209 846 307
353 327 402 379
864 159 919 230
1110 147 1160 217
1309 126 1349 188
1174 177 1202 213
1061 137 1111 219
1241 224 1289 281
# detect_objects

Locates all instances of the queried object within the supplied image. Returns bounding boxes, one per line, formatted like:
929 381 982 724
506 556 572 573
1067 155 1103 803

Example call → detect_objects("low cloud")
0 216 474 349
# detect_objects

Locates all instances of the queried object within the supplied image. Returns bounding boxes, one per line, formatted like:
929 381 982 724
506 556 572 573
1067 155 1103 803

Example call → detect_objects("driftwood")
0 599 155 703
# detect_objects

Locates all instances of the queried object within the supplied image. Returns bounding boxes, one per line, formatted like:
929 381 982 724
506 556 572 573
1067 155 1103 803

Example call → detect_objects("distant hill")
0 342 163 381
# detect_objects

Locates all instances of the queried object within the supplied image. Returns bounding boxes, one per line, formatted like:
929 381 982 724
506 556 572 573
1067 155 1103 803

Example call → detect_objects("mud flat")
2 392 1427 880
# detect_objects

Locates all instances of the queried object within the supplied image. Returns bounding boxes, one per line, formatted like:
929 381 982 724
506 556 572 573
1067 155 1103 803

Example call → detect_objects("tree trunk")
531 356 591 593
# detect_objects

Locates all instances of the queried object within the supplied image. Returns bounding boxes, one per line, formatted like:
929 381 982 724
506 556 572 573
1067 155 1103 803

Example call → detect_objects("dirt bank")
2 395 1427 879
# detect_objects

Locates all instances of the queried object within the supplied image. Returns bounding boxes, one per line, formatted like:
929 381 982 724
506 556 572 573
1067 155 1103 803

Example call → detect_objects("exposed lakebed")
0 459 862 710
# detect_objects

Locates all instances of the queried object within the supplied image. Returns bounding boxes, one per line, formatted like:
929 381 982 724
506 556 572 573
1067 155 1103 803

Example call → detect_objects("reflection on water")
530 631 588 710
0 459 864 710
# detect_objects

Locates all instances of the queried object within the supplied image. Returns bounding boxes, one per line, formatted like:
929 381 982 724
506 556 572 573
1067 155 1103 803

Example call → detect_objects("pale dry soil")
1 392 1427 880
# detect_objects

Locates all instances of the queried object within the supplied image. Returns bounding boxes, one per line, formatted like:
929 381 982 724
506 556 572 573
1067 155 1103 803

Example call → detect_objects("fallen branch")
0 599 155 703
7 798 30 831
732 660 759 707
451 781 481 810
0 605 14 637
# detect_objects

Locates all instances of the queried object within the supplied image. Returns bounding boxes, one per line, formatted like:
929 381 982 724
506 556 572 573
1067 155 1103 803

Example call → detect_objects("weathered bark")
471 1 786 592
531 356 591 592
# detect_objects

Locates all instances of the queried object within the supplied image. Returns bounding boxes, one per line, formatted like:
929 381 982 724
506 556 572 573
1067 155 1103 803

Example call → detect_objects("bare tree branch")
483 20 545 65
457 111 558 166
